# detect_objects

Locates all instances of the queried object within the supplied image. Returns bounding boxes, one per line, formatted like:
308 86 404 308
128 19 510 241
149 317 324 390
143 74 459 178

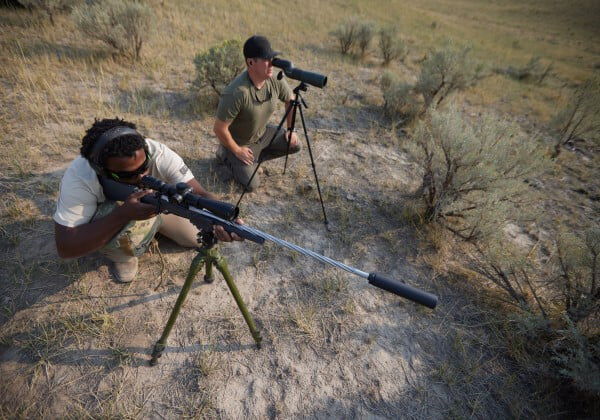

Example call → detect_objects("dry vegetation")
1 0 599 418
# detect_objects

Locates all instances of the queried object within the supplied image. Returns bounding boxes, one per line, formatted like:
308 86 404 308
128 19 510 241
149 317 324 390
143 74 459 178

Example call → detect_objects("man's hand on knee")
234 146 254 165
287 131 299 148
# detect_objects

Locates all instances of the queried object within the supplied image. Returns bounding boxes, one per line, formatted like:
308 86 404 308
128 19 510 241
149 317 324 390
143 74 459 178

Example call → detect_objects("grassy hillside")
1 0 598 417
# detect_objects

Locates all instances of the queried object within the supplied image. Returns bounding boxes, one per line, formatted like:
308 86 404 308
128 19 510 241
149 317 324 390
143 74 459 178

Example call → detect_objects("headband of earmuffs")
88 126 145 176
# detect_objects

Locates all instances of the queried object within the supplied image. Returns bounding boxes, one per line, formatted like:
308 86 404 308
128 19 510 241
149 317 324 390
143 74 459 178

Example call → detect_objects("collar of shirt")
247 72 273 103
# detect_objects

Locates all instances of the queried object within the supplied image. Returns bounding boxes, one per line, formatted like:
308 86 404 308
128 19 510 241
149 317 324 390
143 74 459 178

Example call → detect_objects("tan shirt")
54 139 194 227
216 71 292 145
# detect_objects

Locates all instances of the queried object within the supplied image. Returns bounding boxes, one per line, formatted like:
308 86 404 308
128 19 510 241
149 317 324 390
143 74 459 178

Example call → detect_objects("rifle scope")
140 176 239 221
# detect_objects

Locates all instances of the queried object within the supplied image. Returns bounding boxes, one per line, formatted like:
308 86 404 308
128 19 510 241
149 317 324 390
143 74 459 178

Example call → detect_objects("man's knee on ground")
240 175 260 192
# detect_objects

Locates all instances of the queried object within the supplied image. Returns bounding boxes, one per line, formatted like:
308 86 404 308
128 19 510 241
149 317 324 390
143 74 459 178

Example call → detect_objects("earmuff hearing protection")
88 126 147 177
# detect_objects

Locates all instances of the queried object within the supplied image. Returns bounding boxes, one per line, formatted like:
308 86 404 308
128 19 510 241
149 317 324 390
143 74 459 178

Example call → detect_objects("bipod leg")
149 250 207 366
204 257 214 284
298 100 329 226
212 249 262 349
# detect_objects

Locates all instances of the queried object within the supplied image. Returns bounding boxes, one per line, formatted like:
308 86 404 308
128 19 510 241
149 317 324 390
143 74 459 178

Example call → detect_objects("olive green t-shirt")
216 71 292 145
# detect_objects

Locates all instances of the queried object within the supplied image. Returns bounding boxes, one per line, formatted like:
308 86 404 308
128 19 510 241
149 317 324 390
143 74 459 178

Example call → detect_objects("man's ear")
246 58 253 66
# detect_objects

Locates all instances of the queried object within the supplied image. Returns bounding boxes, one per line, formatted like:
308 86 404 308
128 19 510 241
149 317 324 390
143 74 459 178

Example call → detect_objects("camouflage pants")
93 201 161 262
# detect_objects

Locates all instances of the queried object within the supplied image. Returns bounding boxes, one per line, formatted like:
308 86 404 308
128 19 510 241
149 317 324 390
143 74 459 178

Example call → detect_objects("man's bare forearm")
214 122 240 154
55 208 133 258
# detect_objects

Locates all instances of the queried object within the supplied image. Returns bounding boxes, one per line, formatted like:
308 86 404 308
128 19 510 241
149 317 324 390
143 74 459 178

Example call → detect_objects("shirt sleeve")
153 142 195 184
216 92 243 122
53 173 99 227
278 78 293 102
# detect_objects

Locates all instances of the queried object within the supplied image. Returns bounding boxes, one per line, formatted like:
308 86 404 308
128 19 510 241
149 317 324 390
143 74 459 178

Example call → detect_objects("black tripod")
149 230 261 366
235 82 329 225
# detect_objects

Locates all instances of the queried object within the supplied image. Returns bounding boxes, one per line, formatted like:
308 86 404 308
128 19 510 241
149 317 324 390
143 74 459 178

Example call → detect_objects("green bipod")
149 234 261 366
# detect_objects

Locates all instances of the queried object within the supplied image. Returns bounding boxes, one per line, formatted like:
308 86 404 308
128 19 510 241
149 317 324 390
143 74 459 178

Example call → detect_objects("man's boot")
109 257 139 283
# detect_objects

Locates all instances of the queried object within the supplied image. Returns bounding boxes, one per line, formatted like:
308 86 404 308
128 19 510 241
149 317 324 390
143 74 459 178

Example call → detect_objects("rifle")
100 175 438 364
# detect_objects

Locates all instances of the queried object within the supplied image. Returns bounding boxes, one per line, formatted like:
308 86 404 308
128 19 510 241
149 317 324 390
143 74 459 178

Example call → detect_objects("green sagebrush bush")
193 39 244 97
552 317 600 396
468 228 600 396
355 21 374 59
72 0 154 60
378 25 407 66
380 43 480 125
380 72 420 123
415 44 482 109
19 0 80 25
330 17 361 55
550 75 600 157
549 228 600 324
409 107 546 241
499 56 552 84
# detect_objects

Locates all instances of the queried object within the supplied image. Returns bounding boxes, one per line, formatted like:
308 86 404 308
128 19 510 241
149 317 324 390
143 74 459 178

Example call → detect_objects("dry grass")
1 0 598 417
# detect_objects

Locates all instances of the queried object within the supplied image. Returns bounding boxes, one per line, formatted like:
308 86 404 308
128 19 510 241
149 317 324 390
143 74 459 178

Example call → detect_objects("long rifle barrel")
190 207 438 309
99 175 438 309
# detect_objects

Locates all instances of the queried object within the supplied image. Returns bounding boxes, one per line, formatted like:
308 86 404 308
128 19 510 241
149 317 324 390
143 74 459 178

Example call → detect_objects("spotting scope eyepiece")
272 58 327 89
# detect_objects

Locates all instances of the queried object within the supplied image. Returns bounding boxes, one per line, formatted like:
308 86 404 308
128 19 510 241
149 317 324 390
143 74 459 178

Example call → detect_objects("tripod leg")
149 251 206 366
298 101 329 225
212 249 263 349
283 95 299 174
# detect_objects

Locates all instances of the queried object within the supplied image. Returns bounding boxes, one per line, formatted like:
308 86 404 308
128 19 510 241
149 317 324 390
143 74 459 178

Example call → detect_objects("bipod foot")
149 342 166 366
253 331 263 350
204 274 214 283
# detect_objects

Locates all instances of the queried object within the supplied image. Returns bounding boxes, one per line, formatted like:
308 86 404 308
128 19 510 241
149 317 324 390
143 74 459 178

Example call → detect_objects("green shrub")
500 56 553 84
19 0 80 25
550 76 600 157
330 18 360 55
355 22 374 58
378 25 407 66
193 39 244 97
409 107 546 240
414 44 482 109
72 0 154 60
467 228 600 396
380 72 420 123
552 318 600 396
548 228 600 324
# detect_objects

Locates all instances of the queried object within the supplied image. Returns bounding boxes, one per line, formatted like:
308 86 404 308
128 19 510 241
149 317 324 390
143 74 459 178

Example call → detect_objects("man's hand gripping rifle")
100 175 438 365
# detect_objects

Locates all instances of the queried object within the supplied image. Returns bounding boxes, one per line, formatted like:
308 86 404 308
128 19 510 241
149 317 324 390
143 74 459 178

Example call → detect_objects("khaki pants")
216 125 301 191
93 201 199 263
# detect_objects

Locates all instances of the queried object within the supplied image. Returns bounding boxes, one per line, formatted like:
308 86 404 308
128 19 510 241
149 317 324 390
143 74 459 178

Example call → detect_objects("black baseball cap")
243 35 280 60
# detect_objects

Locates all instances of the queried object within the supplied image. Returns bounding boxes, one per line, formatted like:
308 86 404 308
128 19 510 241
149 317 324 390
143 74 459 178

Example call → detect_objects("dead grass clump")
550 75 600 158
18 0 80 26
193 39 244 97
72 0 154 60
